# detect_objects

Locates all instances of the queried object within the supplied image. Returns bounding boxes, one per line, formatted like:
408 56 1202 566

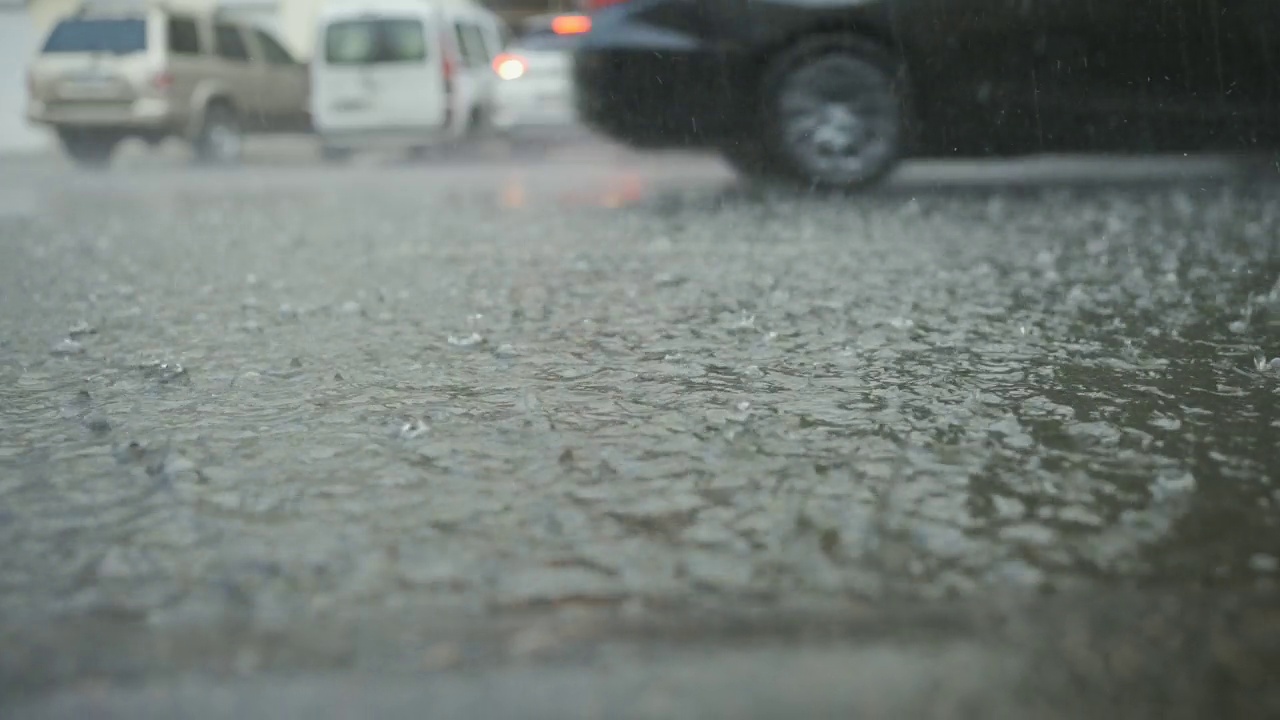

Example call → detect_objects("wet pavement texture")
1 141 1279 717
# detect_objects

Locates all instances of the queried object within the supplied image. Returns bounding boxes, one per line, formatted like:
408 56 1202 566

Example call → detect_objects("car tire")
58 129 120 168
192 101 243 165
753 35 908 191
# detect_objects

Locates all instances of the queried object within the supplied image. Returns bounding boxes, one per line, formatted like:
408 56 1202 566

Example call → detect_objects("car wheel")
757 35 907 191
193 102 243 165
58 129 120 168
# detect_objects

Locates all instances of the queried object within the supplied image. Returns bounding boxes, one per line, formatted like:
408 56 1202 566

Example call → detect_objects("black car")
573 0 1280 189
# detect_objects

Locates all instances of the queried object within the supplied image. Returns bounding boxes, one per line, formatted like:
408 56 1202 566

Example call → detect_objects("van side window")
453 23 489 68
168 17 201 55
215 24 250 61
254 29 296 65
325 19 426 65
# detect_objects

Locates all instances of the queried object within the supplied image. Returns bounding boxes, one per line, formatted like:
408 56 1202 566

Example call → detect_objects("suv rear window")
42 18 147 55
324 18 426 65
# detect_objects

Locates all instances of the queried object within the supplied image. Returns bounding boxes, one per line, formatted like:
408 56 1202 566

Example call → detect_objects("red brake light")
492 53 526 80
151 71 173 92
551 15 591 35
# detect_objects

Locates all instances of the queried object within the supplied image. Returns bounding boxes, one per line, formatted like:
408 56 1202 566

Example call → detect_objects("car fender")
184 81 238 139
747 0 896 58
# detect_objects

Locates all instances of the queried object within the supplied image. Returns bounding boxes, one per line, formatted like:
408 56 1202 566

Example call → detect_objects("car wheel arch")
201 94 238 119
187 85 237 136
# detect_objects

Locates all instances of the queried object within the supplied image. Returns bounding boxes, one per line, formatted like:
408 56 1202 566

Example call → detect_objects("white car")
311 0 506 160
488 13 586 140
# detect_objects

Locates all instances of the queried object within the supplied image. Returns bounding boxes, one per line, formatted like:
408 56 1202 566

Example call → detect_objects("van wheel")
193 102 243 165
754 35 906 190
58 129 120 168
466 106 491 138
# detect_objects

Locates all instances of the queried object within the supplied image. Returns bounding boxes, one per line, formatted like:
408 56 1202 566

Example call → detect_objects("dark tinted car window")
324 19 426 65
214 24 249 61
168 17 200 55
42 18 146 54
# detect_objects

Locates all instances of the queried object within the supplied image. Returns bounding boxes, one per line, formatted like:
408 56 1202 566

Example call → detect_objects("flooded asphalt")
1 140 1279 717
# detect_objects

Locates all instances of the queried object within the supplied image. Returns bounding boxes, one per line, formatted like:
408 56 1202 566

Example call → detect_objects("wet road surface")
2 139 1279 717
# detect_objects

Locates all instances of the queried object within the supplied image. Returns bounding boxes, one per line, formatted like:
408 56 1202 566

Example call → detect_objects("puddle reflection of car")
488 13 588 149
574 0 1280 191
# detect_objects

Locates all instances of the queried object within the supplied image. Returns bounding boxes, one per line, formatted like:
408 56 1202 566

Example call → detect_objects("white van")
310 0 506 160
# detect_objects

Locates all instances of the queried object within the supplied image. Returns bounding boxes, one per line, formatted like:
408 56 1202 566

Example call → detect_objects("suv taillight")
582 0 630 10
151 71 174 92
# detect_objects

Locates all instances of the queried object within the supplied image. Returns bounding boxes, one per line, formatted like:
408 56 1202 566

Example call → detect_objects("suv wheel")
751 35 907 191
193 102 243 165
58 129 120 168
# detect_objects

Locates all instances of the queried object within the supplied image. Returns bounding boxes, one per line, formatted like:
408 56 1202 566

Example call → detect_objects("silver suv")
27 4 310 167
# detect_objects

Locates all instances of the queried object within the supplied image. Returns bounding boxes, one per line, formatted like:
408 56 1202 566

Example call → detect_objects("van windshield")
325 18 427 65
42 18 147 55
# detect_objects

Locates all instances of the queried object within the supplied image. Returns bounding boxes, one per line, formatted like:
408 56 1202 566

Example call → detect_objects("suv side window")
168 16 201 54
453 22 489 68
254 29 296 65
214 24 250 61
